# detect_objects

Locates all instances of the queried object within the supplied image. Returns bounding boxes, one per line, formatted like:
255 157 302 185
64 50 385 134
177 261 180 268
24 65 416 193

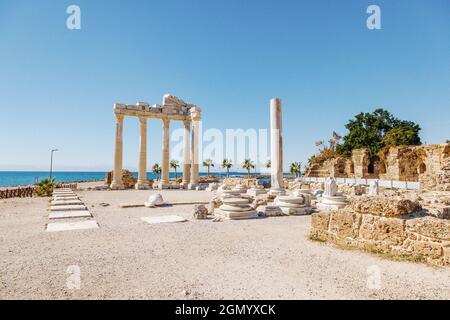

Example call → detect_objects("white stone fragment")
46 220 98 232
50 204 87 211
49 210 92 219
144 194 165 208
141 215 187 224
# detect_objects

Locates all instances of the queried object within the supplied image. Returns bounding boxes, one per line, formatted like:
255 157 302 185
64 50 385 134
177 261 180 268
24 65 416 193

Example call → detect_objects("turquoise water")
0 171 261 187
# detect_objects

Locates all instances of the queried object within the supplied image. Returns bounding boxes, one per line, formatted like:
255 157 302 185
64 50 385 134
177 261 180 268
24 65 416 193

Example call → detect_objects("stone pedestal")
317 177 348 211
215 198 258 220
247 187 267 197
232 184 247 194
257 205 284 217
274 196 312 215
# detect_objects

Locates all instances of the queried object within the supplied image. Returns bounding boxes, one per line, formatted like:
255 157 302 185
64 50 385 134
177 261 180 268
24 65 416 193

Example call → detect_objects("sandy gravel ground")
0 185 449 300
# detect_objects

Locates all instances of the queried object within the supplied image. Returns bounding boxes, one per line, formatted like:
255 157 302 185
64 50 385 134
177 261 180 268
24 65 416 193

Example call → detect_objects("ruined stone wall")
310 197 450 266
305 143 449 190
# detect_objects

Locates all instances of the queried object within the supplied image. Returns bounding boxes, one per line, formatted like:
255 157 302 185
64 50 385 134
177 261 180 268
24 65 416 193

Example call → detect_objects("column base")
135 182 149 190
188 183 198 190
158 180 170 189
110 182 124 190
181 181 189 189
268 188 286 197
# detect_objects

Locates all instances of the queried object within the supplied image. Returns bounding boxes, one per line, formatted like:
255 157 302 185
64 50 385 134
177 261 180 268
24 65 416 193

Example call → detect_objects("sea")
0 171 267 187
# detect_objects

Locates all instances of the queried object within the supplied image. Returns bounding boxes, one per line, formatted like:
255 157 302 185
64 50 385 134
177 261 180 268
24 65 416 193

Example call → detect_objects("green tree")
203 159 214 176
242 159 255 178
290 162 302 177
382 126 422 147
152 163 161 180
35 178 56 197
170 160 180 179
222 159 233 177
337 108 421 159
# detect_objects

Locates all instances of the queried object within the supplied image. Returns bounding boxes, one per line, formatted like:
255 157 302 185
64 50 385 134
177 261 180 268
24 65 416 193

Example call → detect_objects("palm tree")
35 178 56 197
170 160 180 179
242 159 255 178
290 162 302 177
222 159 233 177
203 159 214 177
152 163 162 180
265 160 271 169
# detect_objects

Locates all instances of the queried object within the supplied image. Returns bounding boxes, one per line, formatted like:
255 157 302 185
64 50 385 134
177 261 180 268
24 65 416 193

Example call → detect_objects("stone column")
160 118 170 189
111 114 125 190
188 111 201 189
182 120 191 187
135 117 148 189
269 98 286 196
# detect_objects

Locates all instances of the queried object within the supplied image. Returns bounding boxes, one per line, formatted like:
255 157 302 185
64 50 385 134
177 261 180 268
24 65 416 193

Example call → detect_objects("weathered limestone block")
406 216 450 241
350 196 421 217
372 217 407 246
328 210 361 240
310 211 331 241
402 238 443 260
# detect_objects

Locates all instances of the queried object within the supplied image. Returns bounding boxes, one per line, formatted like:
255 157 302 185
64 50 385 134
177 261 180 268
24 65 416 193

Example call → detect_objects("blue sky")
0 0 449 172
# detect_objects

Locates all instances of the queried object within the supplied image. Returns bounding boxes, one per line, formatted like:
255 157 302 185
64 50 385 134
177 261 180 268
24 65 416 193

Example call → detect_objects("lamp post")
50 149 58 179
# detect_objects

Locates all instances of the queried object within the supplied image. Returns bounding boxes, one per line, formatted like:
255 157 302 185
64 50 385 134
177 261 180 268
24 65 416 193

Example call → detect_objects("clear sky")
1 0 449 172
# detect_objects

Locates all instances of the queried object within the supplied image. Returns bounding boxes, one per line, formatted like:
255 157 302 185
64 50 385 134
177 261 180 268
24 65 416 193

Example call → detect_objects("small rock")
192 204 208 220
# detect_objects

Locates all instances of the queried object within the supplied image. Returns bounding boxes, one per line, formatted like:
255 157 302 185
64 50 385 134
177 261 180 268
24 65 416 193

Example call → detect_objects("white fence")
298 177 420 190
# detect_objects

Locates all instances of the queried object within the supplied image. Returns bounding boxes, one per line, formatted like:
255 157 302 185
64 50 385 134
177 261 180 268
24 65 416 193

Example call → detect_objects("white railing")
298 177 420 190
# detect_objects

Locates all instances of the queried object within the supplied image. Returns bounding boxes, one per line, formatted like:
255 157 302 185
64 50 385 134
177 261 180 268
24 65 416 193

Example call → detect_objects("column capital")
183 119 191 127
162 118 170 128
138 117 147 125
115 114 125 122
190 112 201 122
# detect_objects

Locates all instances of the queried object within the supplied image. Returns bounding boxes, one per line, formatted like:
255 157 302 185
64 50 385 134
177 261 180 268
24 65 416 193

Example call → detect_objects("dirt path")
0 189 449 299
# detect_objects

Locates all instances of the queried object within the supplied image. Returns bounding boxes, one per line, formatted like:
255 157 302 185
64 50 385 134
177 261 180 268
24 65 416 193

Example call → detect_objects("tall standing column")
160 118 170 189
111 114 125 190
269 98 286 196
135 117 148 189
189 110 201 189
182 120 191 187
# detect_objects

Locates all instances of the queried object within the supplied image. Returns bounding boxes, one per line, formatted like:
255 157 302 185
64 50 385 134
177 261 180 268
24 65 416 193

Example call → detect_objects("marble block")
51 200 83 206
46 220 98 232
50 204 87 211
49 210 92 219
141 215 187 224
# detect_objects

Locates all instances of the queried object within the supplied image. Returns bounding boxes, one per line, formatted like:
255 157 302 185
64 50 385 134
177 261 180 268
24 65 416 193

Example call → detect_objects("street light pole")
50 149 58 179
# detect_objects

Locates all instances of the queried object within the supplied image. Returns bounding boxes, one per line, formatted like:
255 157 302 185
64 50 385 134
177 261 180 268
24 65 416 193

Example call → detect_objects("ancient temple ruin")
110 94 202 190
305 143 450 191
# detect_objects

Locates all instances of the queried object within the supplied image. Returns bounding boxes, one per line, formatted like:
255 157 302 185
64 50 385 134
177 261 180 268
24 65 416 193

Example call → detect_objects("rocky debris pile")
208 196 222 214
222 177 258 189
144 194 165 208
104 170 137 189
349 196 421 217
199 176 220 184
191 205 209 220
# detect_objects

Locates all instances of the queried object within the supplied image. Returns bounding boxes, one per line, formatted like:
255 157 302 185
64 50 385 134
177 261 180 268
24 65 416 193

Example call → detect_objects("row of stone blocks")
310 209 450 267
46 188 98 232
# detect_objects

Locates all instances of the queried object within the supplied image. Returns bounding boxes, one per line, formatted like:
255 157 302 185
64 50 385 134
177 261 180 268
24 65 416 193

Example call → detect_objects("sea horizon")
0 170 270 187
